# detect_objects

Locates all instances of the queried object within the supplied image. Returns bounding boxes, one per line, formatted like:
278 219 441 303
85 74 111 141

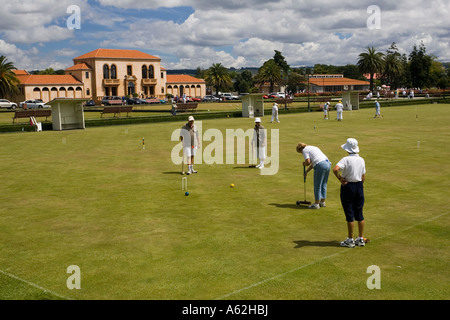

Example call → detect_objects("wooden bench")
13 109 51 123
174 103 198 112
101 106 133 118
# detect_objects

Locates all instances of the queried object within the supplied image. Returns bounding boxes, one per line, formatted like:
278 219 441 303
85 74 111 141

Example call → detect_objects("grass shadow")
269 203 309 209
293 240 340 248
162 171 183 175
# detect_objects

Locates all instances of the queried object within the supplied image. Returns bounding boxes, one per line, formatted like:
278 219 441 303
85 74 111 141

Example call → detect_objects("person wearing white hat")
180 116 200 175
335 101 344 121
333 138 366 248
252 118 266 169
271 103 280 123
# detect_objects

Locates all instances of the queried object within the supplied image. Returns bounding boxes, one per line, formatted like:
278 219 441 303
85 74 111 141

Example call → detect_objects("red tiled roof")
74 48 160 60
66 63 91 71
12 70 29 75
309 77 370 86
17 75 82 85
167 74 205 84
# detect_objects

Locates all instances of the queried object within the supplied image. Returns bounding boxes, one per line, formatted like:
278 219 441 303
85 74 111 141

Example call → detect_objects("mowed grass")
0 103 448 300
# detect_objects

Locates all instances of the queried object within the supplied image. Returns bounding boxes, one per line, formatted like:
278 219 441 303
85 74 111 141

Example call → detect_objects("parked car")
189 96 202 102
202 95 220 102
0 99 18 109
101 96 122 105
221 93 239 100
84 100 96 106
20 99 49 109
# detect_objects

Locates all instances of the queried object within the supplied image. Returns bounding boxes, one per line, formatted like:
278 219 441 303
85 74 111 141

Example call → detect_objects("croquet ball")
230 184 235 188
185 192 189 196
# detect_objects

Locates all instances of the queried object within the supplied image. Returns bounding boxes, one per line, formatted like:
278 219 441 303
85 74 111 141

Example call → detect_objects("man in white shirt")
323 102 330 120
252 118 266 169
271 103 280 123
333 138 366 248
335 101 344 121
180 116 200 175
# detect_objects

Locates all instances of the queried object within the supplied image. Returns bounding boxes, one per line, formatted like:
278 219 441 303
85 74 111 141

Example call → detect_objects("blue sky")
0 0 449 71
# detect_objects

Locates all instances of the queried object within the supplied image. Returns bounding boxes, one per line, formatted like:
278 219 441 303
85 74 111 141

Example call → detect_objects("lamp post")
304 67 314 112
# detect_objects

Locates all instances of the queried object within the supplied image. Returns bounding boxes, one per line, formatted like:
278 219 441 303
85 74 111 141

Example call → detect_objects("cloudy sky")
0 0 449 71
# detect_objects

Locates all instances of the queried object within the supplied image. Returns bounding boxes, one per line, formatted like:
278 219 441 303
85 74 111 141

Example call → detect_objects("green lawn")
0 103 448 300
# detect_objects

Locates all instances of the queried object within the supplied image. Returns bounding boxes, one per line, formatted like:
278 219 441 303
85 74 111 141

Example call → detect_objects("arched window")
103 64 110 79
111 65 117 79
149 65 154 79
142 65 148 79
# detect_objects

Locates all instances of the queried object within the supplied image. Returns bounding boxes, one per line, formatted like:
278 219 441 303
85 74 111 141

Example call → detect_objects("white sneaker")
355 238 365 247
340 238 355 248
191 169 198 174
258 165 265 169
307 203 320 209
255 164 261 168
319 201 326 207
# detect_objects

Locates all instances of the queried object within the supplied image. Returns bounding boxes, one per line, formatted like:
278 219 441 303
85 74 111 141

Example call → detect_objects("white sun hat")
342 138 360 154
188 116 195 121
254 117 261 123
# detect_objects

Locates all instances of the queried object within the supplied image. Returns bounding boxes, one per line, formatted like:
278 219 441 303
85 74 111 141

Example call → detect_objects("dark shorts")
340 182 365 222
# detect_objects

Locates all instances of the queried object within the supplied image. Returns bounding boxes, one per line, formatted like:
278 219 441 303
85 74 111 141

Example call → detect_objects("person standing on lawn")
333 138 366 248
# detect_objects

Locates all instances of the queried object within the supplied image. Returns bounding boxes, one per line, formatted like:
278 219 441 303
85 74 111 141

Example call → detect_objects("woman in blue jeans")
296 143 331 209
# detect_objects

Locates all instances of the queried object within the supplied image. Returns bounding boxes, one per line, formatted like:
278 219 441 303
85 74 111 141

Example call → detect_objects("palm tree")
0 55 20 98
255 59 281 93
205 63 232 95
357 47 384 92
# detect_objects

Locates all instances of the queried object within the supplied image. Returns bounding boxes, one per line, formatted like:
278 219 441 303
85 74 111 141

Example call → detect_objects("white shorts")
183 146 196 158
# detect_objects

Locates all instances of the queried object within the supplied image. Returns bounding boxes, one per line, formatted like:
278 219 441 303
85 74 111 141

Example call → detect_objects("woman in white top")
296 143 331 209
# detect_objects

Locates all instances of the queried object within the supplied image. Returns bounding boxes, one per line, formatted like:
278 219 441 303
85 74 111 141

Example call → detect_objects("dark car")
84 100 96 106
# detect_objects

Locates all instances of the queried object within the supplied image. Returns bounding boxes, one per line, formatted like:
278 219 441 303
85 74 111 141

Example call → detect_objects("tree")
357 47 384 92
409 42 432 88
255 59 281 93
382 43 403 89
205 63 232 95
0 55 20 98
233 70 254 94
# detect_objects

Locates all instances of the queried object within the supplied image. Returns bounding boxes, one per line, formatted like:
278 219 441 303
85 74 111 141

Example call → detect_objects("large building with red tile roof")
12 48 206 104
308 74 370 93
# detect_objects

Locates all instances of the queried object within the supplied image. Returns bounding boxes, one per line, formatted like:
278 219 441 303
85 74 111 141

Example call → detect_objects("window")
149 65 154 79
111 65 117 79
103 65 110 79
86 72 89 79
127 65 132 76
161 72 164 79
142 65 148 79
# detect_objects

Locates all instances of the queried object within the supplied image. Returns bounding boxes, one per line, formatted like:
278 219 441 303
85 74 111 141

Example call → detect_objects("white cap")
188 116 195 121
254 117 261 123
341 138 360 154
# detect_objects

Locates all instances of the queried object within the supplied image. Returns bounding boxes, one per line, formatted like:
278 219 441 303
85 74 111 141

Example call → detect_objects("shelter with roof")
308 74 370 93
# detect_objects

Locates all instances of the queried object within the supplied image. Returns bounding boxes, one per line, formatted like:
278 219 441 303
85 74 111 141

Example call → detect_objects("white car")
0 99 18 109
221 93 239 100
20 99 49 109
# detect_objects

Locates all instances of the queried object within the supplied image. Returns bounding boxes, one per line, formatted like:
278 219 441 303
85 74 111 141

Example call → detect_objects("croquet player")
296 143 331 209
180 116 200 175
374 99 382 118
333 138 366 248
271 103 280 123
335 100 344 121
323 101 330 120
252 118 266 169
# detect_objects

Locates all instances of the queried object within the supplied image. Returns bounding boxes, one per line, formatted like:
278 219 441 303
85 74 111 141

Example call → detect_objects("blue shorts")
340 182 365 222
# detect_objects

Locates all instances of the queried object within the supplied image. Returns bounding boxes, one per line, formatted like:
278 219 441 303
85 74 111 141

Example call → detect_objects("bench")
13 109 51 123
174 103 198 112
101 106 133 118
